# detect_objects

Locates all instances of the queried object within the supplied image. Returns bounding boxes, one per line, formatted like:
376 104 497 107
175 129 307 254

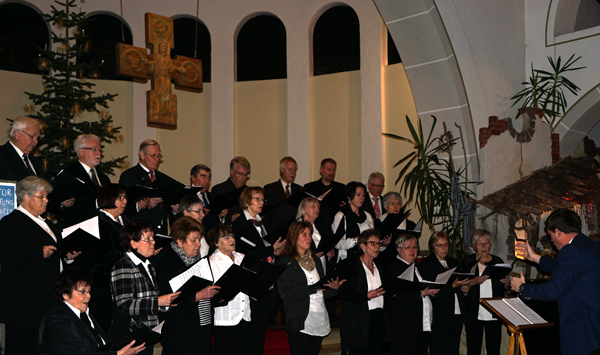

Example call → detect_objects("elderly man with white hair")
0 116 45 181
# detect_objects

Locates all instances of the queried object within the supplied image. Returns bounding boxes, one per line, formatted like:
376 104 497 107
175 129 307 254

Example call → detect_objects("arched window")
387 30 402 65
172 17 211 82
77 13 133 81
0 3 49 74
313 6 360 76
237 15 286 81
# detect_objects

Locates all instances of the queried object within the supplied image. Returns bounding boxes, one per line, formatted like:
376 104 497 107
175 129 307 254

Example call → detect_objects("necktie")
22 154 35 176
149 170 155 182
201 192 209 207
373 197 381 218
285 184 291 198
90 169 100 186
80 312 103 345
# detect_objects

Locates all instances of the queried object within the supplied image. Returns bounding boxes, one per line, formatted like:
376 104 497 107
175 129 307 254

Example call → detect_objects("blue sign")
0 181 17 220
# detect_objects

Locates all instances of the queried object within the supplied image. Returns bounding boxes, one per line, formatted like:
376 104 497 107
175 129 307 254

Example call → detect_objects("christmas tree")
22 0 126 177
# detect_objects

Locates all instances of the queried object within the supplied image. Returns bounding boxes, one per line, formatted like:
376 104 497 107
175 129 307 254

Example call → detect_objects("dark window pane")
0 3 49 74
78 14 133 81
172 17 211 83
387 30 402 65
313 6 360 76
237 15 286 81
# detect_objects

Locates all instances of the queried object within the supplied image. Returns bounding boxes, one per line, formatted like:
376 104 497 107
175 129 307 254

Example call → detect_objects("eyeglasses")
144 152 163 159
190 208 204 214
475 242 490 247
434 243 449 248
252 197 265 202
219 234 235 240
117 195 127 201
364 241 383 247
402 246 419 251
139 237 155 244
80 147 103 153
370 183 385 188
29 194 49 202
73 289 91 296
19 129 40 141
233 170 250 178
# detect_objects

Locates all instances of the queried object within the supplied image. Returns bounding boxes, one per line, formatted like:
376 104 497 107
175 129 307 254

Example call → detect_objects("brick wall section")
479 116 509 148
551 133 560 164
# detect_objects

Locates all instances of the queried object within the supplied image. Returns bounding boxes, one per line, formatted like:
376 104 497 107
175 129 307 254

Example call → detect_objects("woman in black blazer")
0 176 79 355
339 229 386 355
89 183 128 331
154 217 219 355
232 186 285 355
419 232 470 355
458 229 510 355
384 234 440 355
39 267 145 355
277 221 343 355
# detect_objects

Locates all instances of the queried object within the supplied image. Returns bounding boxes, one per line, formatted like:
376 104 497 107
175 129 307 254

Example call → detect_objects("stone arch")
555 84 600 157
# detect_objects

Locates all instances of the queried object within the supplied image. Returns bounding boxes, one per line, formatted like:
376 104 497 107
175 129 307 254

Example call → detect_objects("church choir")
0 117 516 355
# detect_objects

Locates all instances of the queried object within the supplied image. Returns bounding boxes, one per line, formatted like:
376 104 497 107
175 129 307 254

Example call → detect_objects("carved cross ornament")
117 13 203 129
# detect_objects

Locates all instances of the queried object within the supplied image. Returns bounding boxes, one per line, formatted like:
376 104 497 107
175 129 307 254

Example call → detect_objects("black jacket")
383 258 425 334
418 253 460 331
0 141 45 181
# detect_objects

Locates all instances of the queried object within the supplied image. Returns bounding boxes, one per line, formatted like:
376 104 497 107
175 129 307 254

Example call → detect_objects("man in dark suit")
211 156 251 223
512 208 600 355
189 164 228 230
119 139 178 236
0 116 45 181
304 158 346 226
263 156 304 233
363 172 386 219
50 134 111 227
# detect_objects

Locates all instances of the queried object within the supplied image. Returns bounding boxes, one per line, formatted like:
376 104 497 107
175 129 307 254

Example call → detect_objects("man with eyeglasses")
363 172 386 220
49 134 111 227
263 156 304 233
211 156 251 223
0 116 45 181
119 139 180 235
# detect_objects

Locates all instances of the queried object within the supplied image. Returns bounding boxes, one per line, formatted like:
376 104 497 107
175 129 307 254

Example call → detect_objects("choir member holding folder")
109 220 180 355
154 217 219 355
200 224 253 355
383 234 439 355
419 232 470 355
458 229 510 355
277 221 344 355
38 267 146 355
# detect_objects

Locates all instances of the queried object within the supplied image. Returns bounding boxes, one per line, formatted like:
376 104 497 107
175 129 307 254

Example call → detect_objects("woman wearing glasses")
109 220 180 355
0 176 78 355
384 234 439 355
458 229 509 355
339 229 386 355
419 232 470 355
200 224 252 355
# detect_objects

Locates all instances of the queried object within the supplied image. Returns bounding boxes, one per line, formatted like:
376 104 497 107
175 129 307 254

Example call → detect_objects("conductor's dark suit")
521 234 600 355
0 209 62 355
0 141 45 181
38 302 115 355
118 164 175 235
263 179 303 233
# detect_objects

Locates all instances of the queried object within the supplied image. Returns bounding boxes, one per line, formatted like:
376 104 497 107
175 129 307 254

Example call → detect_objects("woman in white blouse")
201 224 252 355
332 182 374 262
277 221 344 355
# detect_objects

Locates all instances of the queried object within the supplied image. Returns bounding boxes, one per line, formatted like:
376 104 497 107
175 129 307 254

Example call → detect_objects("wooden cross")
117 13 202 130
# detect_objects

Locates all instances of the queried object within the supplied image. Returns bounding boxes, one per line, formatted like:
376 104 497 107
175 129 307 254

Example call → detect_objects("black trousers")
390 330 429 355
430 315 463 355
5 323 38 355
349 308 386 355
247 296 268 354
161 324 212 355
213 320 251 355
465 319 502 355
287 331 324 355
